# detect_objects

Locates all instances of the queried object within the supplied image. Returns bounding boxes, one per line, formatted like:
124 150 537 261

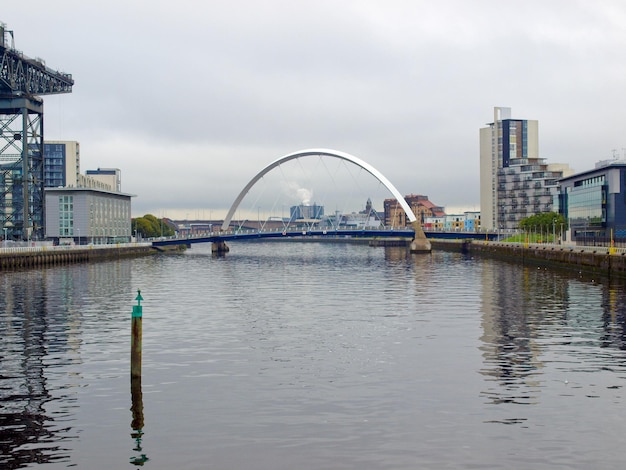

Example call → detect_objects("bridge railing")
170 225 415 240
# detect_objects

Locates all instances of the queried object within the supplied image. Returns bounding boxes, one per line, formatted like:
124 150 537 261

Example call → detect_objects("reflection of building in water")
566 281 625 349
601 285 624 347
479 261 569 405
0 270 61 466
479 258 626 407
0 261 133 467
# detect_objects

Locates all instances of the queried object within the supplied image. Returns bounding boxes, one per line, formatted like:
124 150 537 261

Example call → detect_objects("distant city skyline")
2 2 624 219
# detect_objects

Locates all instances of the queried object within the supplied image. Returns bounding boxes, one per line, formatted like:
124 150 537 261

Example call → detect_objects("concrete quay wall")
0 244 156 271
430 239 626 279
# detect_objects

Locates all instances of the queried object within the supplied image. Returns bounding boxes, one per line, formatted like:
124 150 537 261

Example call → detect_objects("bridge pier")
410 221 432 253
212 240 230 254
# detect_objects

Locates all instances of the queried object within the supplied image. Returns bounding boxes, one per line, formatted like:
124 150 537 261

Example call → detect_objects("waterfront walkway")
0 242 154 269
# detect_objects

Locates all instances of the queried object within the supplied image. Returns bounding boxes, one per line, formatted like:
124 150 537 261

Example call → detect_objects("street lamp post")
77 228 80 246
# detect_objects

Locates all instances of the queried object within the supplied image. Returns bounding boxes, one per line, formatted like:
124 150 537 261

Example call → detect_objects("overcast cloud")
3 1 626 218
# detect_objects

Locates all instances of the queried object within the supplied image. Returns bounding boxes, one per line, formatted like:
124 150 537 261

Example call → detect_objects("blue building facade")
290 203 324 221
43 142 67 187
557 161 626 243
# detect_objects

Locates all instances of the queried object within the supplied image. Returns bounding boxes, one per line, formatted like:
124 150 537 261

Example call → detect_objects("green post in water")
131 290 143 379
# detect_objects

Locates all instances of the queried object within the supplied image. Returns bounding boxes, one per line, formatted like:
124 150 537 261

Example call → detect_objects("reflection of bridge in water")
154 148 488 253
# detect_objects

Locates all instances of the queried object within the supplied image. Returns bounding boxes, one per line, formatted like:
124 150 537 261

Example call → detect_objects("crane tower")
0 22 73 240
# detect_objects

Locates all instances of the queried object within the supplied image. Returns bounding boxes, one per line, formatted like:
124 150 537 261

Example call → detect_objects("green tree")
132 214 175 238
519 212 567 241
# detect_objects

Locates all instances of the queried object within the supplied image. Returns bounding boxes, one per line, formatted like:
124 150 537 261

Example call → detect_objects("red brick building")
383 194 446 227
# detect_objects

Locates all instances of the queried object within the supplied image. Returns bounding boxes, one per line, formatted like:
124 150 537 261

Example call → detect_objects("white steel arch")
221 148 416 231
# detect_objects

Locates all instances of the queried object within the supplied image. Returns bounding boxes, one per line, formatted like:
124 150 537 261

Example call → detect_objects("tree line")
518 211 567 233
131 214 175 238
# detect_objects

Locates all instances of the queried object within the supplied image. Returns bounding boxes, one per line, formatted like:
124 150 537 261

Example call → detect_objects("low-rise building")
384 194 445 227
464 211 481 231
445 214 465 231
556 159 626 244
45 187 134 245
424 211 480 231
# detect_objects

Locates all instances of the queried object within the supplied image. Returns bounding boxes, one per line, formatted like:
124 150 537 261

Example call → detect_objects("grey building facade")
45 187 133 244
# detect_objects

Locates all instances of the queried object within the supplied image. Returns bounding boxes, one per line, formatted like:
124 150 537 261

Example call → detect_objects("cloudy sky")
3 1 625 219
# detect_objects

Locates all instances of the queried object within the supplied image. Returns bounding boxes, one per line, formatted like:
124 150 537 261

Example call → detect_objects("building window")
59 195 74 236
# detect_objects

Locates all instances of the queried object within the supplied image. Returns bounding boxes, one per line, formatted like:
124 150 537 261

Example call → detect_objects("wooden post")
131 290 143 379
130 289 148 464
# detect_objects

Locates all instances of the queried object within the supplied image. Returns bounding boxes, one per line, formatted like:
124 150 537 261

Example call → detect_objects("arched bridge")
153 149 433 252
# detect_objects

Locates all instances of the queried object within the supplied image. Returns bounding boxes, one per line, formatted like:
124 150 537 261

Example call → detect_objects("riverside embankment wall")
0 243 156 270
431 239 626 279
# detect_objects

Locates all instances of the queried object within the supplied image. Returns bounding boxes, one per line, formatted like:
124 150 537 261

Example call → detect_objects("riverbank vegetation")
132 214 176 238
501 212 568 243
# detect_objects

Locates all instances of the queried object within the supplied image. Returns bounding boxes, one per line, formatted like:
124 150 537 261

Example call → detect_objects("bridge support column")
410 220 432 253
212 240 229 254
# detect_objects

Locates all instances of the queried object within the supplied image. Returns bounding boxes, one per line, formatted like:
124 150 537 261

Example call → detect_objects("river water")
2 241 626 469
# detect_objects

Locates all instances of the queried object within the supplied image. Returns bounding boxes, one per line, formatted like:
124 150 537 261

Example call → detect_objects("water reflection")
130 376 148 466
479 259 626 412
0 270 71 467
0 261 132 468
599 283 626 349
4 246 626 467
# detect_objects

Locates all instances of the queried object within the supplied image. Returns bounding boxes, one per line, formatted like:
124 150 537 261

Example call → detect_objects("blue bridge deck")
151 228 498 248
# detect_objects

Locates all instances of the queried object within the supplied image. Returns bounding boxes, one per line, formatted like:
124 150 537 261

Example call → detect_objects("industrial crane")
0 22 73 240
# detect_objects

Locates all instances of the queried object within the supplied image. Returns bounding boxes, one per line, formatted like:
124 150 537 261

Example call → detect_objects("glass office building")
557 161 626 242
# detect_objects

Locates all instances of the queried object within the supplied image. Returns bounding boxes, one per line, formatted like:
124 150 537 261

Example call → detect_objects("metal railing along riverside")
0 242 152 255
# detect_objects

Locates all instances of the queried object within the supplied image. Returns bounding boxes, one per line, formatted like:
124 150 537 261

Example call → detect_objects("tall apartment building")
43 142 120 191
480 107 571 230
44 141 80 188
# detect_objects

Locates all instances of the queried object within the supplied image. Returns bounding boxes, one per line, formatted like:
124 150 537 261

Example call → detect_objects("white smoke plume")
282 181 313 205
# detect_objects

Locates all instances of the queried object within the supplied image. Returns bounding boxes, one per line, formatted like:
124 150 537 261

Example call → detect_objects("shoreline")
4 237 626 280
431 239 626 280
0 243 161 270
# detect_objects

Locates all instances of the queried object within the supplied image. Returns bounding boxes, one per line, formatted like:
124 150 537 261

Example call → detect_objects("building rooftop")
45 186 136 198
560 160 626 182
